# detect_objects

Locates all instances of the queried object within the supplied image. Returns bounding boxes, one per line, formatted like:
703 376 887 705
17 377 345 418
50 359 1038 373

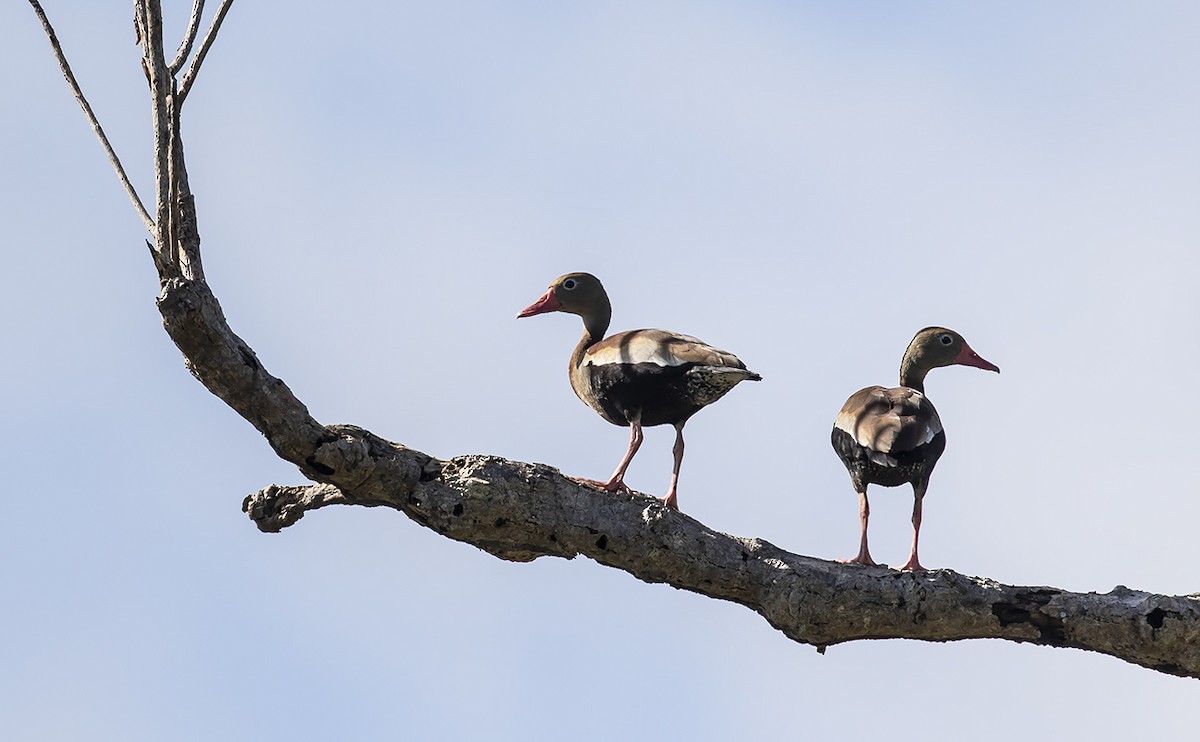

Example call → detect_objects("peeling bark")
31 0 1200 681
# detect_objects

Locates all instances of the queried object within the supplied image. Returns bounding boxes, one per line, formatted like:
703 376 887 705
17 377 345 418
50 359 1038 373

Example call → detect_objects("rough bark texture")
239 444 1200 679
33 0 1200 682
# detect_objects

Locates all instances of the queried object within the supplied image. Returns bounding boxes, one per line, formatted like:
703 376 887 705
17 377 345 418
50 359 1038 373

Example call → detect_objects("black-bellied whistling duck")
831 327 999 571
518 272 761 511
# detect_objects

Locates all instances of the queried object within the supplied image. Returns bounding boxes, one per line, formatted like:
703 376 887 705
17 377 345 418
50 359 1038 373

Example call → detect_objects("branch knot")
306 431 374 485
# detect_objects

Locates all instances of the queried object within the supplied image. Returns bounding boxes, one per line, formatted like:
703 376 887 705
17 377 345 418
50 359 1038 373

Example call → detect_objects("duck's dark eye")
939 334 953 346
562 278 578 290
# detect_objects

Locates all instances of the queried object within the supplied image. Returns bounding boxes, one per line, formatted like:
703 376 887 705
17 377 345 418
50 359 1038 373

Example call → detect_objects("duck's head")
904 326 1001 377
517 272 610 321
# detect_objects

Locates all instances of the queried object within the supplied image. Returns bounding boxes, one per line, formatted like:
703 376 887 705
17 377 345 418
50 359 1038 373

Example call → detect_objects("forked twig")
28 0 155 234
178 0 235 105
169 0 207 74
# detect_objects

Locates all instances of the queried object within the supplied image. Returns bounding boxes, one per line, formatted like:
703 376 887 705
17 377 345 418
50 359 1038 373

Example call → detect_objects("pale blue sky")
3 2 1198 740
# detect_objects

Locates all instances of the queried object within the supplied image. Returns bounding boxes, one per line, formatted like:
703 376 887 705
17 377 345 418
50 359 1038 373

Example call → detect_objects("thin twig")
136 0 176 264
169 0 206 74
178 0 235 105
166 81 181 271
28 0 155 234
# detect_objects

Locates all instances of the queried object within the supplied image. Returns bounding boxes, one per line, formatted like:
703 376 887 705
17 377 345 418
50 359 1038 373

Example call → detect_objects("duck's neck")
899 356 928 394
570 305 611 369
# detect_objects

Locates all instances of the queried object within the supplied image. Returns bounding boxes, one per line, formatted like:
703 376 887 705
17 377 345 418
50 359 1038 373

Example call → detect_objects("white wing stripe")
586 334 692 368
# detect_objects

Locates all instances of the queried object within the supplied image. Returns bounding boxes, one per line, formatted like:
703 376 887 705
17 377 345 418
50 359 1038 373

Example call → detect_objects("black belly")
588 362 705 427
830 427 946 490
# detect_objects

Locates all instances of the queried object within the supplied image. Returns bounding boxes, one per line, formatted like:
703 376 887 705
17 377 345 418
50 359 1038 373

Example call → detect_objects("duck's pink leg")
898 483 928 572
577 420 642 494
837 488 878 566
661 422 686 511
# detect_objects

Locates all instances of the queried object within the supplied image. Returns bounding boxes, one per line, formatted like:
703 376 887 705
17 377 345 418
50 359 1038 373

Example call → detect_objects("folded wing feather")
585 329 749 370
834 386 943 466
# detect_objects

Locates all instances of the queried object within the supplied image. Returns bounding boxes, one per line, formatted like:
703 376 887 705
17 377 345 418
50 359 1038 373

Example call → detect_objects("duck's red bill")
517 288 561 318
954 343 1000 373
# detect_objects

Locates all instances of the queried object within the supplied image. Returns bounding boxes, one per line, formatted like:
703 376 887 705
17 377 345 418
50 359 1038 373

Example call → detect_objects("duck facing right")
831 327 1000 571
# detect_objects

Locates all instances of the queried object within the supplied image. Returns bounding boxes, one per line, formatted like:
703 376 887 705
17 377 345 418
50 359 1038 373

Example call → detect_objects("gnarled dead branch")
28 0 1200 681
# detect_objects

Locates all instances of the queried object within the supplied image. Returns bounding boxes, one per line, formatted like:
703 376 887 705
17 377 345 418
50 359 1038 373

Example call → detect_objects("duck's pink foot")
573 476 633 495
660 492 679 511
837 552 879 567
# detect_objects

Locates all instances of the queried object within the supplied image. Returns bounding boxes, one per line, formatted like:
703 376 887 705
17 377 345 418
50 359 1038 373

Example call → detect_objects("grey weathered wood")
30 0 1200 680
178 0 235 104
239 441 1200 679
168 0 205 74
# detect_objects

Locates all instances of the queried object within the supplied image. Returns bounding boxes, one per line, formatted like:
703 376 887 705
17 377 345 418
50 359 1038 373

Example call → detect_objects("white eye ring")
562 278 578 290
939 334 953 345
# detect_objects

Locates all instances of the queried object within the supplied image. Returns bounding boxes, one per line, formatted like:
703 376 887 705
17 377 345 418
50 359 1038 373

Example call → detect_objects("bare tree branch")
238 449 1200 679
178 0 234 106
169 126 205 281
169 0 206 74
133 0 172 259
28 0 155 233
156 278 327 458
30 0 1200 684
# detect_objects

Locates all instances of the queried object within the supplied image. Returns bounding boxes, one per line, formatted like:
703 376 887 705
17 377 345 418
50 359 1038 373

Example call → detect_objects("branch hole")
452 504 464 517
992 603 1030 626
548 534 558 543
493 517 508 528
304 456 335 476
1147 607 1167 629
595 534 608 550
992 601 1067 645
